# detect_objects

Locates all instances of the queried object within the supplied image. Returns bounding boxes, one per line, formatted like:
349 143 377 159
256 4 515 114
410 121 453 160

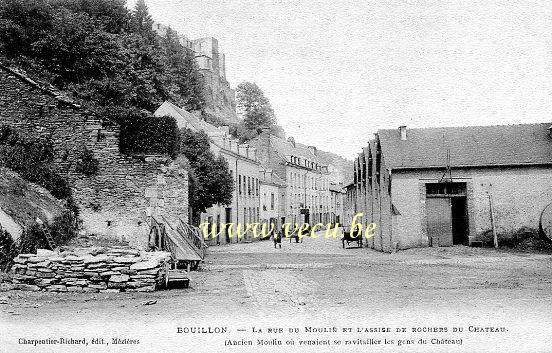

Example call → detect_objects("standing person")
271 220 282 248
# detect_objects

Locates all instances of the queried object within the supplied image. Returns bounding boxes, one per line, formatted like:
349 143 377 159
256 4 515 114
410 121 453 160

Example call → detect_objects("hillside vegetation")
0 0 203 157
0 167 65 239
0 0 204 114
0 167 78 270
316 149 354 184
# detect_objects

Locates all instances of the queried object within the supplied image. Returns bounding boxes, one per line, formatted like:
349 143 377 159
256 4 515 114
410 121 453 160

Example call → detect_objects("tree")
0 0 206 156
118 32 167 111
178 48 205 111
51 0 130 33
236 81 276 133
130 0 155 40
179 128 234 224
0 0 54 57
160 27 205 111
31 8 123 86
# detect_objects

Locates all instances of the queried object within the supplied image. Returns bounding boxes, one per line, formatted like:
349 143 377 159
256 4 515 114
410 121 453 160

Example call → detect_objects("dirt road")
2 235 552 352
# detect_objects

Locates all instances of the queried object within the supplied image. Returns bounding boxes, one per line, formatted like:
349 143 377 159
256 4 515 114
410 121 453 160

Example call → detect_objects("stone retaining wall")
10 248 171 293
0 65 189 248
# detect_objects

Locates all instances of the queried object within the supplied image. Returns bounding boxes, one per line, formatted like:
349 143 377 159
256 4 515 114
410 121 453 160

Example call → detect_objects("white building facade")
251 134 331 228
259 169 286 236
154 101 261 244
329 183 345 225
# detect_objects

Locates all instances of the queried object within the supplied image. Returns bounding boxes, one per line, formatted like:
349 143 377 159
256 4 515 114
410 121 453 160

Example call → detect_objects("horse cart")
342 228 363 248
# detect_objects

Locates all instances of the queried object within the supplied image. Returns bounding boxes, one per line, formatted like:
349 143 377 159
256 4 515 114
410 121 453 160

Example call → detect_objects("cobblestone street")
3 234 552 352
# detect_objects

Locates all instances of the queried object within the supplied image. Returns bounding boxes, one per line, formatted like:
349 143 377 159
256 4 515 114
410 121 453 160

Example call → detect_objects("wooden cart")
342 229 363 248
148 216 207 288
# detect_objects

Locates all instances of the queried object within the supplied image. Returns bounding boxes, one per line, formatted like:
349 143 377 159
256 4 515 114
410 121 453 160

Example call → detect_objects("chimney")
287 136 295 147
308 145 317 156
259 127 271 143
399 125 407 141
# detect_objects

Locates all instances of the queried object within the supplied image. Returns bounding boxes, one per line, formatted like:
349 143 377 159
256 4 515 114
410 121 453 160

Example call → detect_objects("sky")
129 0 552 159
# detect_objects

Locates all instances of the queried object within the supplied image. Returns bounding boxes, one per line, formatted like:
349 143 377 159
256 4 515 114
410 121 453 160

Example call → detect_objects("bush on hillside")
0 227 17 271
203 112 229 128
18 210 78 254
0 126 72 199
75 148 99 176
119 112 180 158
0 210 79 271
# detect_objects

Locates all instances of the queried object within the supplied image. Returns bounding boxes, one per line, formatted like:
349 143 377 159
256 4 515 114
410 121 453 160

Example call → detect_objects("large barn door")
426 198 453 247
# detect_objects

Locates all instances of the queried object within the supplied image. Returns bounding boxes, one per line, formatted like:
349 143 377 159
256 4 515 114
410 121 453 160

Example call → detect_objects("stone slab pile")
10 248 171 293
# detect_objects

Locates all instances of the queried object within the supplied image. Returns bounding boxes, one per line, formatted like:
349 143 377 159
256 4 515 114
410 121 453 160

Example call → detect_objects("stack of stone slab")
10 248 171 293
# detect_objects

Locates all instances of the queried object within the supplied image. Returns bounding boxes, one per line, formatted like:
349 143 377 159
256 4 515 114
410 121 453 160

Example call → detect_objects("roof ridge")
0 62 82 110
0 61 123 125
378 121 552 133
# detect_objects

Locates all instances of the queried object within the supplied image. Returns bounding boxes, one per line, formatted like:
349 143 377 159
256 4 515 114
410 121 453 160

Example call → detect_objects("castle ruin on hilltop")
153 22 238 124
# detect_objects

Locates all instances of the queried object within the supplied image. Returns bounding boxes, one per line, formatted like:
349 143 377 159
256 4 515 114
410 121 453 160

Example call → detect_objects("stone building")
152 22 238 124
343 182 356 228
259 169 286 233
154 101 261 243
352 123 552 252
0 64 189 248
329 183 345 225
250 133 331 227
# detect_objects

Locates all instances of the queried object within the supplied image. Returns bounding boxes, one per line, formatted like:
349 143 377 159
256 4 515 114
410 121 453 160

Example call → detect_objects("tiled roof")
154 101 223 136
378 123 552 169
259 169 286 187
155 101 260 163
268 135 323 164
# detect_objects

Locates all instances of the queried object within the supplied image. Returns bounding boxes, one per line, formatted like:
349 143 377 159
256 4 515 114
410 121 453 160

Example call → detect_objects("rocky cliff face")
315 150 354 184
200 70 238 124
